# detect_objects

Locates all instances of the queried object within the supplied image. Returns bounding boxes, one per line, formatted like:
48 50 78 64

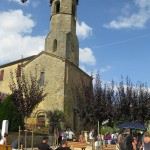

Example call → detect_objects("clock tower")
45 0 79 66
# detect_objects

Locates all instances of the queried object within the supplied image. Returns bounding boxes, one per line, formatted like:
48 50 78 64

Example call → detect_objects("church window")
0 70 4 81
17 64 22 77
39 72 45 86
53 39 57 52
38 115 45 127
55 1 60 13
72 5 76 16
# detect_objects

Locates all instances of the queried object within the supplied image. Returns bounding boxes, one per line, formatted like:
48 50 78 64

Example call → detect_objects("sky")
0 0 150 86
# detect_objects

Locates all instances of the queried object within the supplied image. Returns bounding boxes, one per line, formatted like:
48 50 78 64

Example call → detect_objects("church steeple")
45 0 79 66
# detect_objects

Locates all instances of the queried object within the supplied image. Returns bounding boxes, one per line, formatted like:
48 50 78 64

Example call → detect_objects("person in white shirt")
67 129 74 141
89 130 94 144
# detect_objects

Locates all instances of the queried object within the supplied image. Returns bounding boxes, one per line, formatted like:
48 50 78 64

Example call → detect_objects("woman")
79 131 86 150
140 131 150 150
79 131 86 143
116 129 124 150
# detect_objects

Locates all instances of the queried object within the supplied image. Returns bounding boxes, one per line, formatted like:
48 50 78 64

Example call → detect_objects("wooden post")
31 128 34 150
24 126 27 150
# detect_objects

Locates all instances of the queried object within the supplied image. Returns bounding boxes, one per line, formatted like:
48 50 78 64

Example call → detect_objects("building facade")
0 0 91 130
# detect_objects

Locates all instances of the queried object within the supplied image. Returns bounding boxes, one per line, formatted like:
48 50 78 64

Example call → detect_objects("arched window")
55 1 60 13
72 5 76 16
53 39 57 52
38 115 45 127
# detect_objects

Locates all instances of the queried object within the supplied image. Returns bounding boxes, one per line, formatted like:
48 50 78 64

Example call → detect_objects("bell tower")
45 0 79 66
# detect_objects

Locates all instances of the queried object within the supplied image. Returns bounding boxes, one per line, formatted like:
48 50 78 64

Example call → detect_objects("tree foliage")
73 73 150 129
47 109 65 128
0 94 23 131
9 67 47 124
73 73 114 128
114 77 150 124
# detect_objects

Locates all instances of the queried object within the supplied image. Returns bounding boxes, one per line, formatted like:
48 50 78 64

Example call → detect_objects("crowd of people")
116 129 150 150
0 128 150 150
86 129 150 150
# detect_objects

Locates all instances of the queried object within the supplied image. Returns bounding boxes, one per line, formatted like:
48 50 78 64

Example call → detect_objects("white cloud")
76 21 92 39
0 9 45 64
0 10 94 67
79 48 96 65
104 0 150 29
0 10 35 35
100 65 111 73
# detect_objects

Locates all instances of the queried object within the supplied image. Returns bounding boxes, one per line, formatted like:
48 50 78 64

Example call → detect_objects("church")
0 0 92 130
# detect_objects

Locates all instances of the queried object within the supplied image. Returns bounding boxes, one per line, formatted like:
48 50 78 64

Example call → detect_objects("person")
62 130 67 140
58 131 63 145
95 137 100 150
38 136 52 150
79 131 86 150
79 131 86 142
112 131 118 144
137 132 143 150
89 130 94 144
11 138 24 150
132 137 137 150
106 132 111 145
140 131 150 150
68 129 74 141
55 139 71 150
0 132 8 145
116 129 124 150
123 129 134 150
65 129 69 140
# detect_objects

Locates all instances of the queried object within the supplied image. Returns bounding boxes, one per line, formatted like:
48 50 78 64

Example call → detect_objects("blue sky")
0 0 150 85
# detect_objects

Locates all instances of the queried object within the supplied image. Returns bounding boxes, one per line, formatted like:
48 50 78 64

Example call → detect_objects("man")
68 129 74 141
38 136 52 150
123 129 134 150
11 138 24 150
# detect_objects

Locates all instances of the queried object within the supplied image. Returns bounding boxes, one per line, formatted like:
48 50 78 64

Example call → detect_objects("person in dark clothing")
38 136 52 150
56 139 71 150
11 138 24 150
125 129 134 150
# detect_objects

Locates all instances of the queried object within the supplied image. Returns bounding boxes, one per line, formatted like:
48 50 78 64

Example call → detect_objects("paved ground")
26 145 116 150
26 146 92 150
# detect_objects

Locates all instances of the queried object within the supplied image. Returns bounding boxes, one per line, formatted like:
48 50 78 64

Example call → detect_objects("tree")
114 77 150 124
0 94 23 131
72 75 94 128
73 73 115 129
47 109 65 129
9 67 47 125
47 109 65 146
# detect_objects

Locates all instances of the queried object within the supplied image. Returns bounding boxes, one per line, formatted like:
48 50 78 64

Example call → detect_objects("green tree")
47 109 65 129
73 73 115 129
0 94 23 131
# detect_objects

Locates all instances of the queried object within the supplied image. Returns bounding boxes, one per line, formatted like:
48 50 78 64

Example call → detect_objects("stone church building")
0 0 92 130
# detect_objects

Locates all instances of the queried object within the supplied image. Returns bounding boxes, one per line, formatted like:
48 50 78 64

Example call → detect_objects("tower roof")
50 0 78 5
